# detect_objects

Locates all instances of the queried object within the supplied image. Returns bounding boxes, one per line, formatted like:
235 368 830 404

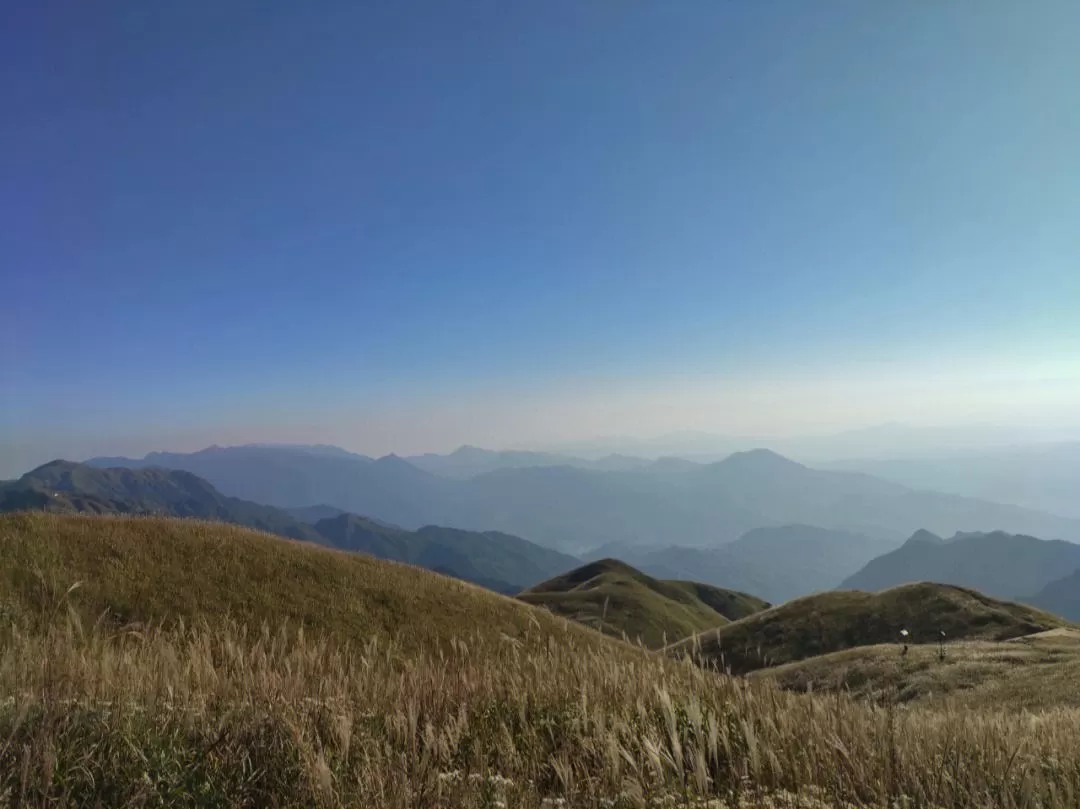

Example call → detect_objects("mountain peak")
716 448 804 471
449 445 490 458
372 454 429 476
905 528 945 546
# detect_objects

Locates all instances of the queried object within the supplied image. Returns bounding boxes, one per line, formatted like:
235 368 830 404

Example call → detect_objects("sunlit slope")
0 512 607 652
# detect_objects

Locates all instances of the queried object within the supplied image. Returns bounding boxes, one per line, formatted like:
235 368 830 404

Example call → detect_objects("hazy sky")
3 1 1079 476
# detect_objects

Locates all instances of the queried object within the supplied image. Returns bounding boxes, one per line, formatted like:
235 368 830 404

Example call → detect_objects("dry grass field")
3 513 1080 808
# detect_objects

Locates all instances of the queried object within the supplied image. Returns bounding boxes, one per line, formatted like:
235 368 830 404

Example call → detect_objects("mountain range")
839 529 1080 603
598 524 901 603
838 527 1080 604
824 441 1080 519
85 444 1080 557
1 460 578 593
1029 570 1080 622
404 445 652 478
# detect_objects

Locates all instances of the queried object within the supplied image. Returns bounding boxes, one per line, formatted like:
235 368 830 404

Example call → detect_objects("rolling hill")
840 529 1080 601
518 559 768 647
2 461 578 593
669 582 1064 675
0 512 600 653
4 517 1080 806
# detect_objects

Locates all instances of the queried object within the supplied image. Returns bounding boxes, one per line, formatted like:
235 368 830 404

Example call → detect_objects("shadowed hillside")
314 514 579 593
669 582 1063 675
518 558 768 647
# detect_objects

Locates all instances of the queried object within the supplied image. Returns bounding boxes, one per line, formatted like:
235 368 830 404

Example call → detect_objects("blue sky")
3 1 1079 474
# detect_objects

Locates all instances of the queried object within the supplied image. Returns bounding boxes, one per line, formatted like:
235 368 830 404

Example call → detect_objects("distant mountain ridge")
314 514 578 594
595 524 901 603
405 445 652 479
83 443 1080 558
824 442 1080 519
840 529 1080 602
0 460 324 542
2 460 578 593
1028 570 1080 622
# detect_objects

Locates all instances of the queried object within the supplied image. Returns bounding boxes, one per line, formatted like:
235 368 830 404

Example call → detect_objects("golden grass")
755 632 1080 711
0 512 612 654
4 514 1080 807
668 583 1066 675
518 560 766 648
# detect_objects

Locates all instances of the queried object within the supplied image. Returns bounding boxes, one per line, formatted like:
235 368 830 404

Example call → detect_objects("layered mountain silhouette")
840 529 1080 602
518 559 768 647
0 460 324 542
602 524 901 603
88 445 452 529
313 514 578 593
405 445 651 479
2 461 577 593
825 441 1080 519
86 445 1080 555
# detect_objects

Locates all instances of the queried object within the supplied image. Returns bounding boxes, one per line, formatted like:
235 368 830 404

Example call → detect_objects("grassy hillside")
669 582 1064 675
754 629 1080 710
518 559 768 647
6 514 1080 807
0 512 587 650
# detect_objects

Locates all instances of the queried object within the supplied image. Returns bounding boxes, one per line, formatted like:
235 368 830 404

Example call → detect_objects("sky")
3 1 1079 476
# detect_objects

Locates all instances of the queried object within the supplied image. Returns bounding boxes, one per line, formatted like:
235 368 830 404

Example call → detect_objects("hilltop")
0 512 590 651
669 582 1064 675
840 529 1080 601
518 559 768 647
1 461 579 592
